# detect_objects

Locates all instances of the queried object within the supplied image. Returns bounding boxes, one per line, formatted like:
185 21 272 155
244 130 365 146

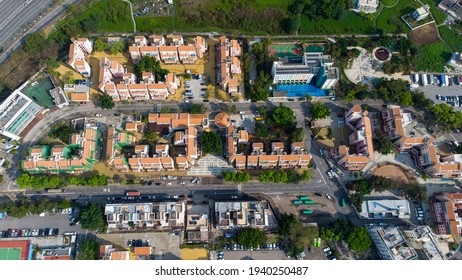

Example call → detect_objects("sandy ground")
372 164 410 183
181 248 208 260
55 63 84 81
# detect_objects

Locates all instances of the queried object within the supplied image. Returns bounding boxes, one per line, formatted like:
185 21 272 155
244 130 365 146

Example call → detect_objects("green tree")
346 226 372 252
199 131 222 155
255 122 271 139
98 94 115 109
278 213 298 236
285 223 318 257
144 129 159 142
23 33 48 55
62 71 75 84
110 40 125 55
222 104 237 114
77 240 98 260
190 104 206 114
272 104 296 128
374 133 394 155
237 228 266 248
311 102 330 120
79 203 105 231
257 106 267 119
94 38 109 52
134 56 169 81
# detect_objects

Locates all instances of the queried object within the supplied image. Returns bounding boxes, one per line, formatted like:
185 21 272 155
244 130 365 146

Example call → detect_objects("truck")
440 75 448 87
301 210 313 215
303 200 315 205
299 196 309 201
421 74 428 87
293 200 303 205
413 74 419 84
444 75 450 87
125 191 140 196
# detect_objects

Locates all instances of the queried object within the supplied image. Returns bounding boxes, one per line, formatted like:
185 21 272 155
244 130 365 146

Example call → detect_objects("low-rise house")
381 106 412 140
141 72 155 84
128 84 149 100
100 245 130 260
413 5 431 21
214 200 278 230
194 36 207 58
150 35 166 46
353 0 379 14
105 202 185 230
129 46 141 62
147 83 169 100
135 36 148 46
271 142 285 155
165 73 179 94
116 84 130 100
178 46 197 64
166 34 184 46
159 46 179 64
68 38 93 77
139 46 160 61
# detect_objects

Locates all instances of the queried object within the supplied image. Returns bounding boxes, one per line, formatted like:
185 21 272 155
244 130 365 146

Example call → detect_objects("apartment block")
22 126 99 174
166 34 184 46
105 202 185 230
381 106 412 140
106 126 136 172
134 36 148 46
150 35 166 46
431 192 462 236
159 46 179 64
331 106 374 171
178 46 197 64
214 201 278 230
216 36 242 94
129 46 141 63
68 38 93 77
139 46 160 60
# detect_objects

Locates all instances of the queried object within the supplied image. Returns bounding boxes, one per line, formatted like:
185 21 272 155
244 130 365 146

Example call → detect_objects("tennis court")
269 44 302 58
0 248 22 260
22 78 56 109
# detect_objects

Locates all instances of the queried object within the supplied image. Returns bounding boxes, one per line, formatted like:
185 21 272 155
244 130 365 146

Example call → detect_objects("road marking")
318 169 327 184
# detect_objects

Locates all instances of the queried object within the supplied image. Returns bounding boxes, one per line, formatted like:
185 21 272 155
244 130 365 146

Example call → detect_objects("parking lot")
222 249 288 260
185 75 207 102
414 74 462 111
0 212 85 235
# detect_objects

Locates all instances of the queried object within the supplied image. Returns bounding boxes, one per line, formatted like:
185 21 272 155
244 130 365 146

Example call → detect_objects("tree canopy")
134 56 169 81
374 133 394 155
320 219 371 253
272 104 296 128
278 213 318 257
311 102 330 120
346 226 372 252
77 239 98 260
237 228 266 248
189 104 206 114
110 40 125 55
98 94 115 109
199 131 222 155
79 203 105 231
94 38 109 52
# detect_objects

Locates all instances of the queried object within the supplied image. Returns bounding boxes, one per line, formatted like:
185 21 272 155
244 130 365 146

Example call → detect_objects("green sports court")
22 77 56 109
0 247 22 260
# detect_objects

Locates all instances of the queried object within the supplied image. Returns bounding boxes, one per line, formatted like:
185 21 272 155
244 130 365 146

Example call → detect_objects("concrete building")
359 199 411 219
271 52 339 90
0 85 43 140
354 0 379 13
381 106 412 140
186 204 209 243
68 38 93 77
331 106 374 171
403 226 444 260
438 0 462 20
368 226 418 260
413 5 431 21
216 36 241 94
214 200 278 230
22 126 99 174
41 247 73 260
99 245 130 260
431 192 462 236
105 202 185 230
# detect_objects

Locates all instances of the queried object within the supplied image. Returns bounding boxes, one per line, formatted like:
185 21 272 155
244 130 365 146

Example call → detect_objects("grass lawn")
413 41 452 72
299 12 375 34
376 0 420 33
439 25 462 52
380 0 399 6
419 0 447 24
70 0 133 33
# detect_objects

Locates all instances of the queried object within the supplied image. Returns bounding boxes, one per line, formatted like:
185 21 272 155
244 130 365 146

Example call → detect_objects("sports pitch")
0 247 22 260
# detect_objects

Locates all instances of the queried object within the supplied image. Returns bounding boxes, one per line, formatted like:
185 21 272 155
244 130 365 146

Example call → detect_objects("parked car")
325 193 332 200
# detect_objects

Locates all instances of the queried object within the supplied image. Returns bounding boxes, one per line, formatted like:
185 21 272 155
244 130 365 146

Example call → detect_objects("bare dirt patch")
411 23 440 46
372 162 412 183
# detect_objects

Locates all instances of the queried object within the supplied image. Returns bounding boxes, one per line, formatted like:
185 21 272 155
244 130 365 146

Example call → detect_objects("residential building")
413 5 431 21
438 0 462 20
159 46 179 64
68 38 93 77
128 84 149 100
105 202 185 230
271 142 285 155
353 0 379 13
235 155 247 170
368 226 418 260
449 52 462 69
214 200 278 230
194 36 207 58
147 83 169 100
165 73 179 94
394 136 428 152
141 72 155 84
139 46 160 60
22 126 99 174
214 112 230 129
178 46 197 64
271 52 339 90
106 126 136 172
186 204 209 243
125 122 137 132
381 106 412 140
99 245 130 260
0 86 43 140
331 106 374 171
123 73 137 84
431 192 462 236
216 36 242 94
64 84 90 103
166 34 184 46
134 36 148 46
150 35 166 46
403 226 445 260
359 199 411 219
129 46 141 62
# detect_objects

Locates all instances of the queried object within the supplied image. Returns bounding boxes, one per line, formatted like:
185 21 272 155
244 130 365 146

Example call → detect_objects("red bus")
125 191 140 196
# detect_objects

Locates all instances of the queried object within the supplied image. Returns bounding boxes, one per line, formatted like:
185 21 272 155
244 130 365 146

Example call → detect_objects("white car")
95 113 102 117
325 193 332 200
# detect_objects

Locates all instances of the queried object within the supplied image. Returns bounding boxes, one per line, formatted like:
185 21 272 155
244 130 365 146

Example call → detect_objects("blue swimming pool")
276 84 327 97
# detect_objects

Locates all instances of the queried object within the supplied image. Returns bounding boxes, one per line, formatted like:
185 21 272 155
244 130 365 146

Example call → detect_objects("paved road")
0 0 81 64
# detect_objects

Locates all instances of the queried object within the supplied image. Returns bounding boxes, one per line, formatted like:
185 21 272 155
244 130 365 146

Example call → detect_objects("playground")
22 77 56 109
